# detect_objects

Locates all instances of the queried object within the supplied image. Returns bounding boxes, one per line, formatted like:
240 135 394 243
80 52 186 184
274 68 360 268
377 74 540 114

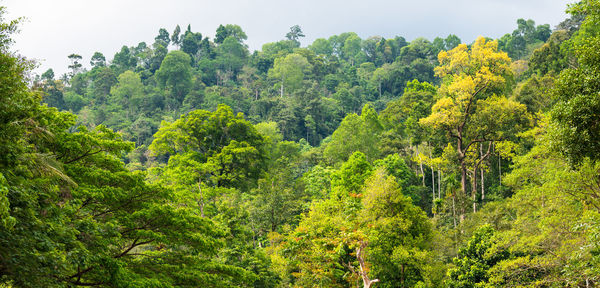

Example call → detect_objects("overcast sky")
4 0 574 76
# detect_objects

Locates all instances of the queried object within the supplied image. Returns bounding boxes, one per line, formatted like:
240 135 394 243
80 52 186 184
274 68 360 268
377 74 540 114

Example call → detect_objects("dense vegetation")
1 0 599 287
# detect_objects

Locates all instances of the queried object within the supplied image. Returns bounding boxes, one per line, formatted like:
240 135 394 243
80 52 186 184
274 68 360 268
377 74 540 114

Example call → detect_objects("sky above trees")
6 0 572 75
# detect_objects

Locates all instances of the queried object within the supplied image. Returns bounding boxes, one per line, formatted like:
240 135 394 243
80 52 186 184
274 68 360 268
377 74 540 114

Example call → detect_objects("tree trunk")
356 241 379 288
417 145 425 186
280 75 284 98
471 167 477 213
432 166 435 203
459 160 467 222
480 143 485 201
438 169 442 199
498 153 502 190
457 132 468 222
280 83 284 98
197 178 205 217
400 264 405 288
452 192 457 229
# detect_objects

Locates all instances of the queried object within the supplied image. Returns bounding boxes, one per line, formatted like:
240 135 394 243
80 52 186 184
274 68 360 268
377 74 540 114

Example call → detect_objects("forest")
0 0 599 287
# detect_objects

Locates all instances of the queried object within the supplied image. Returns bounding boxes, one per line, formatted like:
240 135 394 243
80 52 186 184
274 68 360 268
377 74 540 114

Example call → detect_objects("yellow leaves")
424 37 519 139
495 141 518 159
420 96 460 132
412 143 455 172
435 37 511 99
435 43 469 78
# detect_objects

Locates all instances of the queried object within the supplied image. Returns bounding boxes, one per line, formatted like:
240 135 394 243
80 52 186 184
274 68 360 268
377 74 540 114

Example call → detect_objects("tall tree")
154 27 170 47
215 24 248 45
551 0 600 165
67 53 83 77
155 50 192 108
171 24 181 48
285 25 305 46
324 104 384 164
268 53 312 97
150 104 267 192
90 51 106 68
420 37 529 215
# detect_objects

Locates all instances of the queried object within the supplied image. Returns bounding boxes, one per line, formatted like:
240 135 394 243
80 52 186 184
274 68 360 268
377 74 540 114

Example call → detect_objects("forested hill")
1 0 599 287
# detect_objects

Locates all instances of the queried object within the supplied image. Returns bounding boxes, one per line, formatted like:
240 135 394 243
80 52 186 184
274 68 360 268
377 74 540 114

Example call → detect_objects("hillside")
1 1 599 287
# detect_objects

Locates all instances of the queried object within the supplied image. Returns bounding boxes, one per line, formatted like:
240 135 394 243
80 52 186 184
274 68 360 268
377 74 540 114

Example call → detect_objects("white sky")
3 0 574 76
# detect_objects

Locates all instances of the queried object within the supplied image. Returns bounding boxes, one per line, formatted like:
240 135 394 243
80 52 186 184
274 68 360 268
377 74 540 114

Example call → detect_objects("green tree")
90 66 117 104
0 10 251 283
285 24 305 46
360 169 433 288
111 45 137 73
215 24 248 45
309 38 333 56
150 104 267 192
551 0 600 165
154 27 170 47
446 225 509 288
67 53 82 76
171 24 181 48
343 33 362 65
215 36 249 83
155 50 192 108
324 104 384 164
181 30 203 57
486 118 600 286
268 53 312 97
90 51 105 68
110 70 144 119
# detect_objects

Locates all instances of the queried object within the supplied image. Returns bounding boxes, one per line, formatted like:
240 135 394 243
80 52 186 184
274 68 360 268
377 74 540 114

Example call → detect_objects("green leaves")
156 50 192 105
324 104 384 164
551 27 600 165
446 225 509 288
150 105 266 191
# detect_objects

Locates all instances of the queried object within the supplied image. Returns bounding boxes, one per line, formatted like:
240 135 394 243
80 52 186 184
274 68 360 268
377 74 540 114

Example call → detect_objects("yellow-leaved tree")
420 37 530 218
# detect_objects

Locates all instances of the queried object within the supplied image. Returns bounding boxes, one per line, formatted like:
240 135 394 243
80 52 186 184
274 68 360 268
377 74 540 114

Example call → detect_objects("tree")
0 9 252 285
268 53 312 97
67 53 83 76
181 30 203 57
282 157 435 288
110 70 144 119
111 45 137 73
150 104 267 192
154 27 170 47
215 24 248 45
360 169 433 288
215 36 249 82
249 122 306 236
324 104 383 164
309 38 333 56
343 33 362 65
285 25 305 46
446 225 509 288
282 152 373 287
90 66 117 104
420 37 529 215
551 0 600 165
155 50 192 108
90 51 106 68
488 119 600 286
0 4 37 207
171 24 181 48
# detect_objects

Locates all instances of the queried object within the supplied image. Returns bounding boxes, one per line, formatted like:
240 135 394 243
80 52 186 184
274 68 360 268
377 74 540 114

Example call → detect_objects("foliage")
446 225 509 288
7 2 599 287
551 0 600 165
